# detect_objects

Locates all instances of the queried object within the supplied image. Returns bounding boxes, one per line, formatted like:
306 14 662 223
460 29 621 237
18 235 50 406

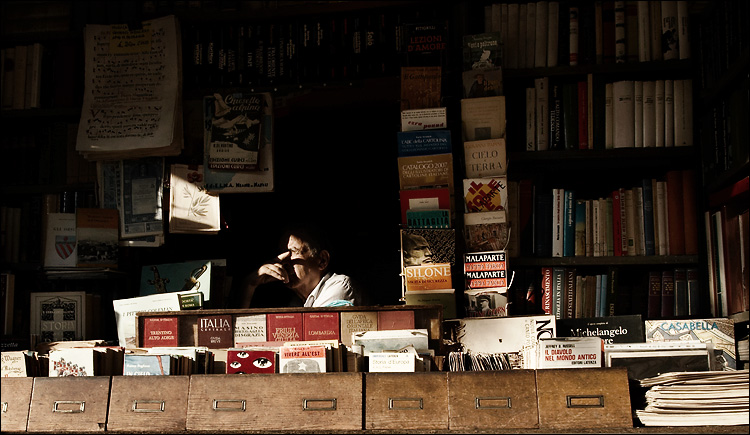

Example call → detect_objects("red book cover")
266 312 303 343
302 312 340 341
197 314 233 348
660 270 675 318
665 170 685 255
377 310 415 330
399 187 451 225
226 349 276 374
611 189 623 256
541 267 553 315
142 316 179 348
577 80 588 150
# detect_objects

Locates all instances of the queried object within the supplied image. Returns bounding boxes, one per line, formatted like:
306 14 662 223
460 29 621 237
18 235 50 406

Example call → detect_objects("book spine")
660 269 675 318
641 178 656 256
655 79 665 147
624 188 637 256
562 82 578 150
664 79 675 146
541 266 553 315
634 186 645 255
666 170 686 255
547 1 560 67
535 77 550 151
607 267 617 316
612 80 635 148
569 5 579 66
564 267 576 319
661 1 679 61
526 87 536 151
677 0 690 60
611 189 623 256
549 81 563 150
642 80 656 147
604 82 614 149
552 188 564 257
577 80 588 149
574 199 586 256
563 189 576 257
535 1 549 67
637 1 651 62
686 267 700 316
614 1 626 63
552 266 565 319
673 267 688 317
647 270 661 319
634 80 643 147
585 199 593 256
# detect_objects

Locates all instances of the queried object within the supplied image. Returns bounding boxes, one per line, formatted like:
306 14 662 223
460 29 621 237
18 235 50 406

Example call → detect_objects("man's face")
403 234 433 266
283 235 323 293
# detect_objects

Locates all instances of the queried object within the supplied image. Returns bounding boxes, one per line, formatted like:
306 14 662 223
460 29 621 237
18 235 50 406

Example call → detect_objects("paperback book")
464 250 508 292
233 314 267 347
75 208 119 268
463 210 509 252
397 153 454 191
400 65 442 111
463 138 507 178
197 314 233 348
278 344 327 373
205 92 265 171
535 337 603 369
556 315 645 344
460 96 506 141
464 289 509 318
644 318 737 369
141 316 179 348
226 348 276 374
400 107 447 131
463 177 508 213
396 129 451 157
399 187 452 225
339 311 378 346
123 353 173 375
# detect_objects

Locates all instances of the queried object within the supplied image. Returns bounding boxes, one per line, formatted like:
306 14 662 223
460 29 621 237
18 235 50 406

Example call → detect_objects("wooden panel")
26 376 111 432
365 372 448 430
106 375 189 432
448 370 539 430
536 367 632 430
1 377 33 433
187 373 362 431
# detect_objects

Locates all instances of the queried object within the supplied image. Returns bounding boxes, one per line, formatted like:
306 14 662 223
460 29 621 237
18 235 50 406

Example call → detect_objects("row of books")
0 44 44 110
483 1 690 69
525 77 693 151
694 1 749 92
529 170 698 259
541 268 614 320
647 268 702 321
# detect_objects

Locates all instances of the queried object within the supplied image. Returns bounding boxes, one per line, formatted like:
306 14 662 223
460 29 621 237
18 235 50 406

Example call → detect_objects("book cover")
339 311 378 347
203 92 274 193
267 312 303 343
112 292 184 348
233 314 267 347
463 210 509 252
168 163 221 235
400 228 456 267
463 176 508 213
400 107 447 131
142 316 179 348
463 138 507 178
396 129 451 157
552 267 565 319
43 213 77 269
1 351 31 377
49 348 97 377
641 178 656 256
464 289 508 318
368 352 416 372
139 259 213 302
455 315 556 354
563 190 576 257
556 314 645 344
462 32 502 71
123 354 172 375
30 291 86 343
377 310 415 330
460 96 506 141
462 67 503 99
537 337 603 369
397 152 453 191
673 267 688 318
645 318 736 370
278 344 327 373
352 329 428 356
404 289 456 320
119 157 165 239
197 314 233 348
399 187 452 225
406 209 450 229
464 251 508 292
403 263 452 292
400 65 441 111
227 349 276 374
574 199 586 256
660 270 675 319
205 92 265 171
401 20 449 67
303 312 340 341
75 208 119 268
612 80 635 148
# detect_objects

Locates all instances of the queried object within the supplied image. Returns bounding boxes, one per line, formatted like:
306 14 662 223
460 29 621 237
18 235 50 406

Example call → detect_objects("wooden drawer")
536 367 632 430
365 372 449 430
1 377 34 433
186 373 362 431
106 375 189 432
26 376 111 433
448 370 539 430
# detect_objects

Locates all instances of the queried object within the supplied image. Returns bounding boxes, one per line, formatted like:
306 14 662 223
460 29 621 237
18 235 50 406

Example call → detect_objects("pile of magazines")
636 370 749 426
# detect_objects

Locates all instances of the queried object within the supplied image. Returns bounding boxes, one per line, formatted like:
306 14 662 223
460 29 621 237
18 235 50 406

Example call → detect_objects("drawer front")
536 367 633 430
365 372 449 430
1 377 34 433
107 376 190 432
448 370 539 430
26 376 111 433
187 373 362 431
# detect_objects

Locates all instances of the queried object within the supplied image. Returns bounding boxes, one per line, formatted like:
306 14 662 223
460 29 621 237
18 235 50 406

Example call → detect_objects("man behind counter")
239 223 364 308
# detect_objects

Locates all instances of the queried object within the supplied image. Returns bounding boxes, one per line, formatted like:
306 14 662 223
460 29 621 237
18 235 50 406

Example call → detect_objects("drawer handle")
566 395 604 408
132 400 165 412
476 396 512 409
212 399 246 412
53 401 85 413
388 397 423 410
303 398 337 411
2 401 7 413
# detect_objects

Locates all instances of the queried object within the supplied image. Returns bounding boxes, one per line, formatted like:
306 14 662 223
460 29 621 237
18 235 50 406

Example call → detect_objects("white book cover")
604 82 614 149
169 164 220 234
525 87 536 151
634 80 644 147
112 292 184 348
546 1 559 67
534 1 548 67
537 337 603 369
44 213 77 269
552 188 564 258
460 96 506 141
463 138 507 178
660 1 679 60
612 80 635 148
535 77 549 150
664 79 674 146
654 80 665 147
368 352 416 373
642 81 656 147
234 314 267 347
352 329 429 356
401 107 447 132
49 348 97 376
456 315 556 354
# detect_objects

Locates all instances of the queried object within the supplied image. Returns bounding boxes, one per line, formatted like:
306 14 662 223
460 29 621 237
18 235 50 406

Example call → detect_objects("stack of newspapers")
636 370 749 426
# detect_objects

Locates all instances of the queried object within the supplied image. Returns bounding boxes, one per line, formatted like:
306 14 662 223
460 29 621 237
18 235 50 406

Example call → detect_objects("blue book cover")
641 178 656 256
123 354 173 376
396 130 452 157
563 190 576 257
140 259 213 301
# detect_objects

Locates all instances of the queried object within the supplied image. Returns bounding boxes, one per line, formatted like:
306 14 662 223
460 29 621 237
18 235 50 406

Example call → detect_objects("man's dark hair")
281 222 331 259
